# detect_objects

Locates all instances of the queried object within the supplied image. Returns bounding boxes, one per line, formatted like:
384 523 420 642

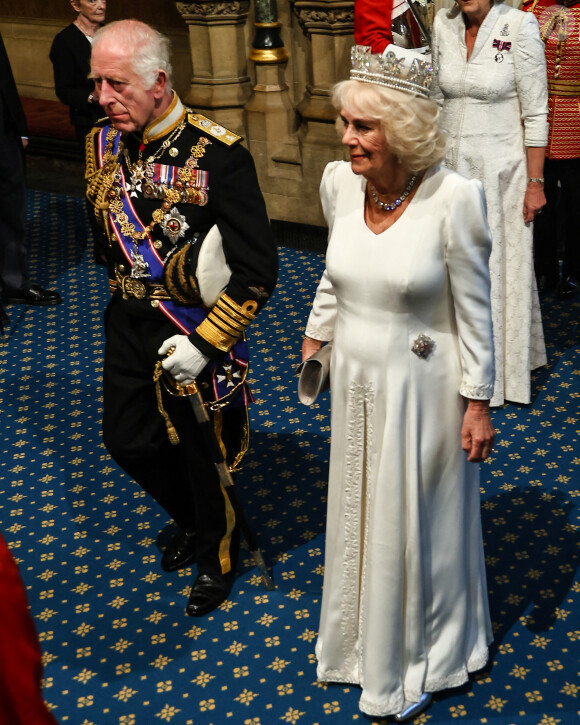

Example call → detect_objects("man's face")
91 42 161 133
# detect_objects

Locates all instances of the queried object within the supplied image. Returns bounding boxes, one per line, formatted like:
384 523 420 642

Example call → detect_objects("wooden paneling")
0 1 189 101
2 0 183 26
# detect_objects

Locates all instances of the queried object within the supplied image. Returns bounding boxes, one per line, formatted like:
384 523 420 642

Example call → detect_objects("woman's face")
456 0 492 19
71 0 106 24
340 108 393 181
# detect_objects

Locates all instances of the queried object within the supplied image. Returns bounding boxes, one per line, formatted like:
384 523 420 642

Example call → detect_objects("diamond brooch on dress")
411 333 435 359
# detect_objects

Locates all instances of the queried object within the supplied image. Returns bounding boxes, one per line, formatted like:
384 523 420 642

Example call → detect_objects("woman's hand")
523 182 546 224
302 336 323 362
523 147 546 224
461 399 495 462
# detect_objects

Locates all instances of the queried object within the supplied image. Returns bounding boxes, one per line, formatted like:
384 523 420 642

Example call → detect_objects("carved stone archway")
173 0 357 224
175 1 253 133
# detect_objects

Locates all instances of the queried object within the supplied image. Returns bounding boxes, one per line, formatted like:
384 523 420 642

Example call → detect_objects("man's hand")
158 335 209 386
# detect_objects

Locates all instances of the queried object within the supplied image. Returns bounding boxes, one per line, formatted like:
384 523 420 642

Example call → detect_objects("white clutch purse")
296 343 332 406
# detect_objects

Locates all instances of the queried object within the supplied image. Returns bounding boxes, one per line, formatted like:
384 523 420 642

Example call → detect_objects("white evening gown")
305 161 494 718
431 3 549 406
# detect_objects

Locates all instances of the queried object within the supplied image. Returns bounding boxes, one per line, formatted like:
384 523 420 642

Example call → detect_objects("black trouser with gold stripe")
102 294 240 578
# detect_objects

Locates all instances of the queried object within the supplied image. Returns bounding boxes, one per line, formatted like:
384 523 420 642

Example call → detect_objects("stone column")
174 1 252 134
245 0 303 221
287 0 353 224
249 0 288 63
291 1 353 126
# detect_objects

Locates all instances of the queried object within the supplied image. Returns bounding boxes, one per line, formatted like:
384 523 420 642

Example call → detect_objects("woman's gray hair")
333 80 447 173
92 20 173 90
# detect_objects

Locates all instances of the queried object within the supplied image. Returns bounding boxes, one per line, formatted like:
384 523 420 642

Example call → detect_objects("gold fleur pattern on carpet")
0 191 578 724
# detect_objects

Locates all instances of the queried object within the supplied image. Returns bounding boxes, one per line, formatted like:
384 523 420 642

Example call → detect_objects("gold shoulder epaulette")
88 116 110 132
187 113 242 146
85 126 101 172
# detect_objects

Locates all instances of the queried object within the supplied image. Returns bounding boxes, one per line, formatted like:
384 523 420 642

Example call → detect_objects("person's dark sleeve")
189 143 278 358
49 31 94 112
354 0 394 53
0 32 29 138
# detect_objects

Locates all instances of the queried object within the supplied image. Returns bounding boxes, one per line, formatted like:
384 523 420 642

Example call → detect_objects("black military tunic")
86 92 278 578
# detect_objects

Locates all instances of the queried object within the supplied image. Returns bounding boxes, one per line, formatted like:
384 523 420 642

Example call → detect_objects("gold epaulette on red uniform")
187 113 242 147
526 0 580 159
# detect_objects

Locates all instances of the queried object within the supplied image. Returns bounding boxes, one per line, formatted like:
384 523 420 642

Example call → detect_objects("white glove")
158 335 210 386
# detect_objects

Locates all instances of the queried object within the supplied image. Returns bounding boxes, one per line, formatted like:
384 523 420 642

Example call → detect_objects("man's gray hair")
93 19 173 90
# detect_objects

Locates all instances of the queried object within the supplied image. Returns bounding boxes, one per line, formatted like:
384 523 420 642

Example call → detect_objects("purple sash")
98 125 252 407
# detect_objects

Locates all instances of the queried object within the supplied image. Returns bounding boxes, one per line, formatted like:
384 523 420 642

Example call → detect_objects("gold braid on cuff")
196 294 258 352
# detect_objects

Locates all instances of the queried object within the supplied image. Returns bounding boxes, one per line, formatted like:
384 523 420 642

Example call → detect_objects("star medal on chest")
107 125 212 275
161 207 190 244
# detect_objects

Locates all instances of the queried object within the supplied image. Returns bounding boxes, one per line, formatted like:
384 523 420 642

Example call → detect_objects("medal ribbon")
98 124 251 408
492 39 512 51
147 163 209 189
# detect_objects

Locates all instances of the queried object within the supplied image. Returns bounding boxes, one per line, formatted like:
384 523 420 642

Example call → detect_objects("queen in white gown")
302 47 496 720
431 0 549 406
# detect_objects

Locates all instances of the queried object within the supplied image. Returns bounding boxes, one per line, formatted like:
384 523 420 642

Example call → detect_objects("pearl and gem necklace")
368 174 418 212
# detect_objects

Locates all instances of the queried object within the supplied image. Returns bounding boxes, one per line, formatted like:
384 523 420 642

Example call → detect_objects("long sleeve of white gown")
514 13 548 147
304 162 343 341
445 177 495 399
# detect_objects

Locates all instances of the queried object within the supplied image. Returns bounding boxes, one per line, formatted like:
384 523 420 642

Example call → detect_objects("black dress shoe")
536 274 558 295
558 275 580 301
186 572 233 617
4 284 62 306
160 530 196 572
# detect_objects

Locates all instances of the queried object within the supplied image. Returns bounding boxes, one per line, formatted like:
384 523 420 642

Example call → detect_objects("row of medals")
106 124 211 288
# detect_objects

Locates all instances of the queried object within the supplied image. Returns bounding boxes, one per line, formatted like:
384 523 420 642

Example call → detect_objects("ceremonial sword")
404 0 432 50
161 352 275 591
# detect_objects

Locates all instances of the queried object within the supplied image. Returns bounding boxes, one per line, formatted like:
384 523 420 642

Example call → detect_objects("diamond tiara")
350 45 433 99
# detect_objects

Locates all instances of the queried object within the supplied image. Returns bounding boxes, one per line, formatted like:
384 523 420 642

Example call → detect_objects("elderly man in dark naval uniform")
86 19 278 616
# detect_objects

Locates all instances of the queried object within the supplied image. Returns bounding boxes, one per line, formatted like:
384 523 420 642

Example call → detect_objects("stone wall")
2 0 509 226
0 1 190 101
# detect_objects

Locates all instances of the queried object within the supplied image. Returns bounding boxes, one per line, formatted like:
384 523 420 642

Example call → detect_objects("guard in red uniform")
354 0 425 53
524 0 580 299
0 533 59 725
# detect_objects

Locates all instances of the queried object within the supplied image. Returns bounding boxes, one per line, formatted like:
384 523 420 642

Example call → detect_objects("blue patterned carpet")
0 190 578 725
